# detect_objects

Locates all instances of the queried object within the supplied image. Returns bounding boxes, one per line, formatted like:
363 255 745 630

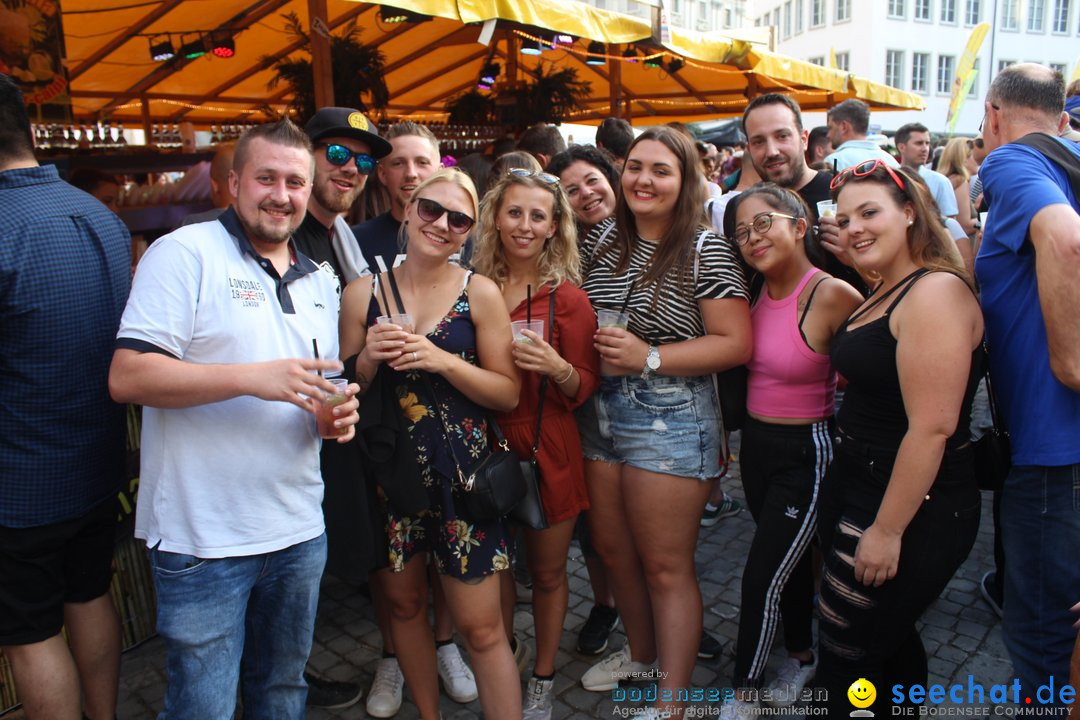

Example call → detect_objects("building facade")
750 0 1079 133
577 0 750 33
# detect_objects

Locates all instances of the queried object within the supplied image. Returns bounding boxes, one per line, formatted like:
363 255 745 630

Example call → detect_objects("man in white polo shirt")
108 118 359 720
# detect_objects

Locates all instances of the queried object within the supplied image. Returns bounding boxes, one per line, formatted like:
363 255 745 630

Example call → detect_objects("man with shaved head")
976 62 1080 707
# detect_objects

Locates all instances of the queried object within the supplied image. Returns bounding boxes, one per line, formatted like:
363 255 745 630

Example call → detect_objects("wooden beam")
69 0 187 81
71 90 272 105
96 0 293 118
380 26 479 75
389 47 492 100
307 0 334 109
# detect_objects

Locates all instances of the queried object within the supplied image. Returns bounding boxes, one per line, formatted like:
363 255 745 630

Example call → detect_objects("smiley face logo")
848 678 876 709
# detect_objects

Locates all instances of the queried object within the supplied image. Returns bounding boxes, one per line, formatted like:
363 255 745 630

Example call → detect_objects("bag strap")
982 345 1008 436
1012 133 1080 203
529 286 556 460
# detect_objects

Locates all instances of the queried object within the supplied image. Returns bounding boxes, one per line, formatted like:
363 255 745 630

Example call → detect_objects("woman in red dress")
471 168 601 720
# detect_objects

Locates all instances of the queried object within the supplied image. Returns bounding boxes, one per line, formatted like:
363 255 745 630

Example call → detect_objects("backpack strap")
1012 133 1080 204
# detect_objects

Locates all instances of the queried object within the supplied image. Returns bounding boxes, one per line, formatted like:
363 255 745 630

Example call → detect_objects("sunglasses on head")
829 158 906 194
508 168 560 185
415 197 475 234
322 144 376 175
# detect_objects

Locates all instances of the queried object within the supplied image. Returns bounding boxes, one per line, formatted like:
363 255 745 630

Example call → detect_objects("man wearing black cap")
295 106 392 296
297 107 391 711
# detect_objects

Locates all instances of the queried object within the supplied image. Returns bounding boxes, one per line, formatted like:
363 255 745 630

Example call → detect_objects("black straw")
526 284 532 324
312 338 322 378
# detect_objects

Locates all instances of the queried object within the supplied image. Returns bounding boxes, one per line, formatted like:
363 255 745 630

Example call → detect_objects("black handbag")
382 267 528 521
508 289 556 530
972 353 1011 492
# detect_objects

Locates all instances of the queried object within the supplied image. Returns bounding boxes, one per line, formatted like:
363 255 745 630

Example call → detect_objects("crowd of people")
1 60 1078 720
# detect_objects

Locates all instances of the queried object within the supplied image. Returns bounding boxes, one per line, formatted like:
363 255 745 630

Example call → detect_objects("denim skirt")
577 374 723 480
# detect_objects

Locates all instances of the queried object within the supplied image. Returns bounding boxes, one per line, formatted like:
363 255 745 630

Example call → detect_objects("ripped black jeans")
815 432 980 716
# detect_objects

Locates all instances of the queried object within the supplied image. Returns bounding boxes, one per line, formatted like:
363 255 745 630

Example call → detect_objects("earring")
907 219 914 226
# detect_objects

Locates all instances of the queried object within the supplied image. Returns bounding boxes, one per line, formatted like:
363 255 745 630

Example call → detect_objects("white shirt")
117 211 340 557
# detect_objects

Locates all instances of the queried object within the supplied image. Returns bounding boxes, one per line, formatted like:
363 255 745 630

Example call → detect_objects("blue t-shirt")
975 138 1080 466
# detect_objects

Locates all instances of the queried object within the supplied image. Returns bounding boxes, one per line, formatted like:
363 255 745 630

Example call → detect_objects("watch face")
647 351 661 370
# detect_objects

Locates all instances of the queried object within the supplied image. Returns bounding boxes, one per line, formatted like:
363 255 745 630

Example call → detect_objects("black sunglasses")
323 143 376 175
415 197 475 234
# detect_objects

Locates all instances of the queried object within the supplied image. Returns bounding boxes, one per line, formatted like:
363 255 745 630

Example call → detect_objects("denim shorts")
577 374 723 480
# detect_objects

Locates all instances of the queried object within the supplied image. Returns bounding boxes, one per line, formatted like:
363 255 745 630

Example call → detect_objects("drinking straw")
526 284 532 324
312 338 322 377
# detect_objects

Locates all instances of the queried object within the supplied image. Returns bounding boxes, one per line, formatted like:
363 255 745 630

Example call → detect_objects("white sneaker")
764 656 816 707
522 676 555 720
437 643 478 703
366 656 404 718
720 698 760 720
581 645 656 692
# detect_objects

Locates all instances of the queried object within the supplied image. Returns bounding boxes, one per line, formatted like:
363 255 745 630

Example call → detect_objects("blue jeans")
148 534 327 720
1001 463 1080 707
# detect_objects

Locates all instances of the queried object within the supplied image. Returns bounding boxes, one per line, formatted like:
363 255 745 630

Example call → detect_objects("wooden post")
609 44 622 119
141 97 152 145
308 0 335 109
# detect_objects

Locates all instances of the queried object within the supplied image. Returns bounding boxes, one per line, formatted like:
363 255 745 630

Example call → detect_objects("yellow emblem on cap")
347 112 368 131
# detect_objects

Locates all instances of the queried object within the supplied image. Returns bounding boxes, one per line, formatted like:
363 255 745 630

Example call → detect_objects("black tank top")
831 269 982 451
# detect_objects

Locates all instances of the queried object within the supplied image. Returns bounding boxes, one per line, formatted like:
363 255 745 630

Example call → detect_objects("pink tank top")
746 268 836 419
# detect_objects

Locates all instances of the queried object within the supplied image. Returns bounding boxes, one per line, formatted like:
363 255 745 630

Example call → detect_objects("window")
965 0 980 23
937 54 955 93
1028 0 1045 30
811 0 826 26
1050 62 1067 75
835 50 850 70
886 50 905 88
914 0 932 19
796 0 805 31
968 58 980 96
809 55 825 65
784 0 793 36
941 0 956 22
773 7 781 27
1051 0 1069 32
1001 0 1019 29
889 0 906 17
912 52 930 92
836 0 851 21
997 59 1015 72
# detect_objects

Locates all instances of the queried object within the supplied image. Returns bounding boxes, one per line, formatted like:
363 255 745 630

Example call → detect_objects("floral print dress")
367 273 511 580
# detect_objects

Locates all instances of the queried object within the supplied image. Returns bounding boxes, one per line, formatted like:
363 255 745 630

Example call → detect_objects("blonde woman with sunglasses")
471 168 601 719
339 168 522 719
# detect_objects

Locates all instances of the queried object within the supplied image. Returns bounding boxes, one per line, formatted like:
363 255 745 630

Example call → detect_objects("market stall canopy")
54 0 924 127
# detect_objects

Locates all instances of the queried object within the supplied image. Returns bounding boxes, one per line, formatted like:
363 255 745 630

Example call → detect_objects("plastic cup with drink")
596 309 630 330
511 319 544 344
315 377 350 439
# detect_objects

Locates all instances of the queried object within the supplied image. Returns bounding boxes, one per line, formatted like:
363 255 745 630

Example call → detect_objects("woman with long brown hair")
577 126 751 719
816 161 983 716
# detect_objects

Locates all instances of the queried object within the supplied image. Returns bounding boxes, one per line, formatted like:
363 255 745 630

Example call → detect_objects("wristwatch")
641 345 662 379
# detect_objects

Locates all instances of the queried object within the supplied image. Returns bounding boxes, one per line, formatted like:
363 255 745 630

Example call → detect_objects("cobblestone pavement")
80 436 1012 719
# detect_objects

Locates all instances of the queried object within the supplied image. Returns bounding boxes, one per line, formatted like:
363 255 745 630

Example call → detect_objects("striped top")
581 217 749 345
